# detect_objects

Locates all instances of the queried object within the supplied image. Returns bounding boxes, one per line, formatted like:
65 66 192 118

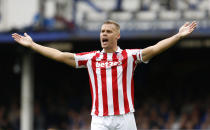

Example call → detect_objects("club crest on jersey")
117 53 124 61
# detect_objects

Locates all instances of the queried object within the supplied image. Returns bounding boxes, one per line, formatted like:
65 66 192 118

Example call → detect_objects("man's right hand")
12 33 33 47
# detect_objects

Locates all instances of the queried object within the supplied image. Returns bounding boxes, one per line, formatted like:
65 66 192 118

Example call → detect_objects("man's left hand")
178 21 197 38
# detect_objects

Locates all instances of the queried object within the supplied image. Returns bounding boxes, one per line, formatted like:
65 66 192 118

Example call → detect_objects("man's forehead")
101 24 117 30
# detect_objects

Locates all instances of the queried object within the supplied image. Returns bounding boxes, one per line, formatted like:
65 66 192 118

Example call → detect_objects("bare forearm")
30 42 63 62
142 33 182 61
154 33 181 54
142 21 197 62
12 32 75 65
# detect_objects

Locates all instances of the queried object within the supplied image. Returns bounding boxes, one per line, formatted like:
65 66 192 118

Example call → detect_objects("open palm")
12 33 33 47
178 21 197 38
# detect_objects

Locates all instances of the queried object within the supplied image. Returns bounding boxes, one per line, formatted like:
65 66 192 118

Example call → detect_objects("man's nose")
103 33 107 36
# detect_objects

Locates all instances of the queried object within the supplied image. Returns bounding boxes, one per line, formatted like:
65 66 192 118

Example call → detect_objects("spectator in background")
201 107 210 129
0 106 13 130
34 103 45 130
7 102 20 130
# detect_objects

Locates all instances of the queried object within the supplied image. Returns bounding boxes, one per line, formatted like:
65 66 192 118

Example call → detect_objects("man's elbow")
143 46 159 61
58 53 76 68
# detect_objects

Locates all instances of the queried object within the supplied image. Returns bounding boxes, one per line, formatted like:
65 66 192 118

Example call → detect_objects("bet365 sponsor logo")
96 61 122 68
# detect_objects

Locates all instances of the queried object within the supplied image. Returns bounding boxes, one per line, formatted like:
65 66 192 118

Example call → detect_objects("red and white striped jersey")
74 47 145 116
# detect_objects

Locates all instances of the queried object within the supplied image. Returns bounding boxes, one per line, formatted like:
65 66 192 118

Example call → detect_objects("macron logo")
96 61 122 68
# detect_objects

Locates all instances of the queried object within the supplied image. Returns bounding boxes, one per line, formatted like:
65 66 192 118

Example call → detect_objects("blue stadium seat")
135 11 157 21
159 11 181 20
91 0 116 11
122 0 140 12
109 11 133 21
183 10 206 20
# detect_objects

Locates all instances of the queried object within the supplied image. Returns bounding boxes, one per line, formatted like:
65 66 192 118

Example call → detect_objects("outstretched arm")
12 33 76 67
141 21 197 62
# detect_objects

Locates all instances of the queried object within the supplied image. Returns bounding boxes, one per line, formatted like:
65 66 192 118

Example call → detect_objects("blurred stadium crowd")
34 0 210 31
1 91 210 129
1 0 210 32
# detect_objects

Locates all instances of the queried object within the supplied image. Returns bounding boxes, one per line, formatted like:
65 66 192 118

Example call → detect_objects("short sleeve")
74 51 97 68
126 49 149 64
139 49 149 63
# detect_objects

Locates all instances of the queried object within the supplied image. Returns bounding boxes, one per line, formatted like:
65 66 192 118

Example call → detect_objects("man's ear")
117 34 120 40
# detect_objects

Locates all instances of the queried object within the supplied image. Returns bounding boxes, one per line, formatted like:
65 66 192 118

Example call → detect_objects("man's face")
100 24 120 51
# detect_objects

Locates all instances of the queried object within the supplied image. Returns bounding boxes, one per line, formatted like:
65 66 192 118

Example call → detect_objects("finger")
13 38 19 42
13 37 20 42
12 33 20 36
189 28 195 34
184 22 190 27
11 33 23 42
191 25 197 30
24 32 28 37
12 34 21 40
191 26 196 32
12 33 18 36
189 25 197 33
12 33 18 38
190 22 197 29
12 33 22 39
24 32 31 38
12 34 19 40
189 21 197 27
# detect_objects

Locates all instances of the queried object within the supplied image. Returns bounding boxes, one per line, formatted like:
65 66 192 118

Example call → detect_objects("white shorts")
91 112 137 130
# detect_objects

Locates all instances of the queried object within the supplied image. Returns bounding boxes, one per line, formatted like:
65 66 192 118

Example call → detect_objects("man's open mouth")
102 38 108 43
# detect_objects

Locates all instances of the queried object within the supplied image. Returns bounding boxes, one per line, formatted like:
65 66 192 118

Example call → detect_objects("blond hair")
103 20 120 33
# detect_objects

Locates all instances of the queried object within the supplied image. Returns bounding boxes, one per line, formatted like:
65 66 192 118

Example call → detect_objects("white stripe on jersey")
127 54 135 112
87 60 96 115
117 64 125 114
106 53 114 115
96 64 104 116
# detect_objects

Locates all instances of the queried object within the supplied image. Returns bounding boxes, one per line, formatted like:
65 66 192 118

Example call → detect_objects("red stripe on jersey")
101 53 108 116
92 53 100 115
89 76 94 111
78 60 88 66
121 51 130 113
131 55 137 107
112 53 120 115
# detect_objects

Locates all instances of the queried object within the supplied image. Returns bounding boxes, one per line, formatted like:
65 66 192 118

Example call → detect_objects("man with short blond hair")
12 20 197 130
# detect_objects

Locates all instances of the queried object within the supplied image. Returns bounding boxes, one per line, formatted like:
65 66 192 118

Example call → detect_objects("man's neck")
104 46 118 53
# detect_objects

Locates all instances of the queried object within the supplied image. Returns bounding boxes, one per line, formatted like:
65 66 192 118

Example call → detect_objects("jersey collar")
101 46 122 53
